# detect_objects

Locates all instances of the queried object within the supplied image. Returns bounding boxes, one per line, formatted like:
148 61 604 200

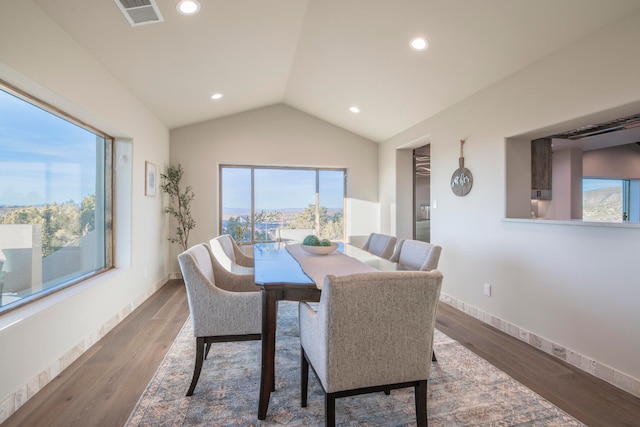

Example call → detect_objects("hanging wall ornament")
450 139 473 196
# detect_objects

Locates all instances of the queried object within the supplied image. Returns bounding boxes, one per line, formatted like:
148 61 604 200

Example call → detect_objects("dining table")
253 241 404 420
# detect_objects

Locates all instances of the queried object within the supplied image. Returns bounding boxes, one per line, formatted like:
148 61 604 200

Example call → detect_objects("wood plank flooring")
3 279 639 427
2 279 190 427
436 303 640 427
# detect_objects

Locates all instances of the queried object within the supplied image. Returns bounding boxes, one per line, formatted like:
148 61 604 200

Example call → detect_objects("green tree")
226 210 281 242
320 210 344 240
80 194 96 235
254 210 281 242
287 204 326 232
226 215 251 243
0 199 91 257
286 204 343 240
160 164 196 251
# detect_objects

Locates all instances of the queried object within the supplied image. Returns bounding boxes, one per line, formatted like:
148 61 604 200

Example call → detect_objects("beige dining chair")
299 270 443 427
390 239 442 271
210 234 254 273
390 238 442 362
361 233 397 259
177 243 261 396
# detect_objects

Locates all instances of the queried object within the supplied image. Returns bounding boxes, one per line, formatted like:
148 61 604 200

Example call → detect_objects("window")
220 166 345 243
0 81 113 312
583 178 634 222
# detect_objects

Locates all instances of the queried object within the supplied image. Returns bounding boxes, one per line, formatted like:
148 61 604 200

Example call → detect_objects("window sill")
502 218 640 229
0 267 124 331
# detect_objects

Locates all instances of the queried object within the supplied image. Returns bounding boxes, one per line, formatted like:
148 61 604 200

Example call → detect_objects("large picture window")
220 166 345 243
0 81 113 312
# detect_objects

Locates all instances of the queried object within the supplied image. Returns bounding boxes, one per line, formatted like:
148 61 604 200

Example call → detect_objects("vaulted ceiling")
34 0 640 142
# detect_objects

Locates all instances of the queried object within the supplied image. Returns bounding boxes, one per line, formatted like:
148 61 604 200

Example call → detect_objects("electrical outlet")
483 283 492 297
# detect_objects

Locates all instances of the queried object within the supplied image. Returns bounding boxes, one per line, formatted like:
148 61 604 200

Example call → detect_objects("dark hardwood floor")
3 279 639 426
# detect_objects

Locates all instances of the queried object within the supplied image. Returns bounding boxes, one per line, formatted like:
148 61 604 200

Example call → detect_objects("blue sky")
0 89 99 206
222 167 344 211
2 86 343 210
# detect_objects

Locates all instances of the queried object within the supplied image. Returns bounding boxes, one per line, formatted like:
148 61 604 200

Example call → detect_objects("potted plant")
160 164 195 251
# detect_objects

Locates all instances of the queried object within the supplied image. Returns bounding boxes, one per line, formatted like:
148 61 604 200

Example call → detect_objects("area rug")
126 302 584 426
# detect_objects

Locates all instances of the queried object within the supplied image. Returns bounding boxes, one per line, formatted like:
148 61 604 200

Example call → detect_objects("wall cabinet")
531 138 552 199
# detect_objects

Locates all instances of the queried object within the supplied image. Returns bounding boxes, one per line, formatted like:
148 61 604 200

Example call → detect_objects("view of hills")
583 187 624 222
1 193 623 223
221 207 343 220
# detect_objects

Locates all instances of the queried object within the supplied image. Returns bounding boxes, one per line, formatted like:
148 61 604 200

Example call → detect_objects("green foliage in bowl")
303 234 321 246
320 239 332 246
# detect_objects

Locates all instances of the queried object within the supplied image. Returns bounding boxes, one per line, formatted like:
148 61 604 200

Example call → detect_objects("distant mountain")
222 206 343 219
0 202 81 221
583 187 623 221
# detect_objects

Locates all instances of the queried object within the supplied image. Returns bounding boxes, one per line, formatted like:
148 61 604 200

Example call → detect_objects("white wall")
169 104 379 268
583 143 640 178
545 148 583 220
380 9 640 396
0 1 170 419
2 1 639 417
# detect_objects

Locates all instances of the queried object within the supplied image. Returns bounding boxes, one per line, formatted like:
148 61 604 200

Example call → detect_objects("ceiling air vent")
114 0 164 27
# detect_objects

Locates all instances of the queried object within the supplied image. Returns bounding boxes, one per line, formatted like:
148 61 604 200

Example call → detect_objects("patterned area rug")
126 302 584 426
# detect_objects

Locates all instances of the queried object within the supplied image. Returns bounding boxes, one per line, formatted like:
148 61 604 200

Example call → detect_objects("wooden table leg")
258 290 277 420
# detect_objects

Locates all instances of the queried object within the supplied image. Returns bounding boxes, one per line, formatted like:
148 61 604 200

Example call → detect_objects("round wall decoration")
450 139 473 196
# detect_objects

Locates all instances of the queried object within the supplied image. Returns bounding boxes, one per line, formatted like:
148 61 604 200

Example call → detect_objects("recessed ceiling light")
410 36 429 51
349 106 360 114
176 0 200 15
211 93 223 100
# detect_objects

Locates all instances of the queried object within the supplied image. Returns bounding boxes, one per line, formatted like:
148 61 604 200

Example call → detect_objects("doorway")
414 144 431 242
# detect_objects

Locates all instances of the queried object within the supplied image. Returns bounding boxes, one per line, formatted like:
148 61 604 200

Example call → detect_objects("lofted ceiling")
34 0 640 142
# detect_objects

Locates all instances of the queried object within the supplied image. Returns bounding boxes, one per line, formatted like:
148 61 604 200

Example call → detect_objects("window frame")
0 79 114 314
219 164 347 244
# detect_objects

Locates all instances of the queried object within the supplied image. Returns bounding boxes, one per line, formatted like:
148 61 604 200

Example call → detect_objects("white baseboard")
440 293 640 399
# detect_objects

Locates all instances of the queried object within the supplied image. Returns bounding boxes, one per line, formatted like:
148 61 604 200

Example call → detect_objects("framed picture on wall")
145 161 157 197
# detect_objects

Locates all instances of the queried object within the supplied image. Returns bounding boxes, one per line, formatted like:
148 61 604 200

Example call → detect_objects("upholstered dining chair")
390 238 442 362
390 239 442 271
210 234 254 273
177 243 261 396
361 232 397 259
299 270 443 427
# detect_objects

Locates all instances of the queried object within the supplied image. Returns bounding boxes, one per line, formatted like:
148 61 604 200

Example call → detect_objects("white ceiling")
34 0 640 142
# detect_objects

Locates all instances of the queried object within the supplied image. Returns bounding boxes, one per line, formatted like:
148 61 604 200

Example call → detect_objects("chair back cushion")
363 233 397 259
180 243 215 284
300 270 442 393
390 239 442 271
210 235 255 270
212 235 237 263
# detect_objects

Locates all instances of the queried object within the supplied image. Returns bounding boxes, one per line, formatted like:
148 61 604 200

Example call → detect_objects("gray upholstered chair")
299 270 443 427
210 234 254 273
361 233 397 259
177 243 261 396
390 239 443 362
390 239 442 271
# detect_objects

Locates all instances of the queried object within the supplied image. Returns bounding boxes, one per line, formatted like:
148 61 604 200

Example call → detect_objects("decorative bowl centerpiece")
301 234 338 255
301 243 338 255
